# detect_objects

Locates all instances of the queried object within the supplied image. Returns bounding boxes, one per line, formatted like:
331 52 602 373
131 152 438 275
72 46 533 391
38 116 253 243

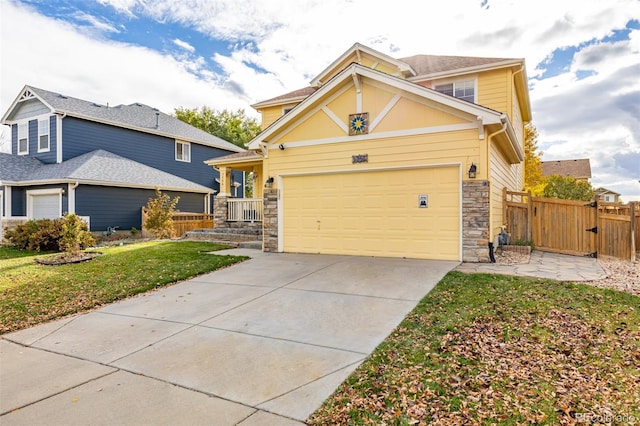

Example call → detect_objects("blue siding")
10 117 56 163
75 185 205 231
61 117 236 193
11 124 17 155
12 187 25 216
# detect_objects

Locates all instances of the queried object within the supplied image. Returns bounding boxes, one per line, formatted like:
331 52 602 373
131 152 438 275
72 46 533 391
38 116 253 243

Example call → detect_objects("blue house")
0 85 244 235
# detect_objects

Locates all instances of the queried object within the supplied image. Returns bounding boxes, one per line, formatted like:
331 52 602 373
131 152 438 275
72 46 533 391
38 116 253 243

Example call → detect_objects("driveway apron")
1 250 458 425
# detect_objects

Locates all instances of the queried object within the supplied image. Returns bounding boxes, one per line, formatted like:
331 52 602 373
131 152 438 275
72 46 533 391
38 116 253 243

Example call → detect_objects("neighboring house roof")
2 85 244 153
0 150 213 193
541 159 592 179
594 187 621 196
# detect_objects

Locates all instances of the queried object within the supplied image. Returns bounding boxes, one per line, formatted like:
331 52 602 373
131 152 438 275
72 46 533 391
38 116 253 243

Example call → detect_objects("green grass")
309 271 640 425
0 241 247 334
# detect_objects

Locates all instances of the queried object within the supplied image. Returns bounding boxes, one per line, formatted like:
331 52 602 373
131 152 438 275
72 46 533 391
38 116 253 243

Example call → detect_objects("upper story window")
434 79 476 103
38 118 50 152
175 141 191 162
17 123 28 155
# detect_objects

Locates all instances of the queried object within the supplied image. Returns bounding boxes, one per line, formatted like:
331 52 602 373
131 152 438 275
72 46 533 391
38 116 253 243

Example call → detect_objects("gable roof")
0 150 213 193
248 62 523 162
541 159 592 179
251 44 530 122
594 187 621 196
399 54 523 80
310 42 416 87
2 85 244 153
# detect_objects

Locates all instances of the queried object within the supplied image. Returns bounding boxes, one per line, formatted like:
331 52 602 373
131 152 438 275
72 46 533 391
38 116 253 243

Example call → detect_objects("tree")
524 123 544 195
173 107 261 149
144 189 180 238
543 175 594 201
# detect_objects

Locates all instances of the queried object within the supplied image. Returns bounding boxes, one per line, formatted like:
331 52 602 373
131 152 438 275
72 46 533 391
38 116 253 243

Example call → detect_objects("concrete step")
238 240 262 250
184 228 262 243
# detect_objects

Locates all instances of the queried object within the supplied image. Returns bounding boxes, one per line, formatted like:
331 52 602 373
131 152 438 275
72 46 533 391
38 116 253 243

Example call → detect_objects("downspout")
486 115 508 258
56 112 67 164
68 181 79 214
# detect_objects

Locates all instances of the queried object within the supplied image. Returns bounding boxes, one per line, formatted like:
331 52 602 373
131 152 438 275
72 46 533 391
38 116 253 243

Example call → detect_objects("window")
175 141 191 162
38 118 50 152
434 79 475 103
18 123 28 154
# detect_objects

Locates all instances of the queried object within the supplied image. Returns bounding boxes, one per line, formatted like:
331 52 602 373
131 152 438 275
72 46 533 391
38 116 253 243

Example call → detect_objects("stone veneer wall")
262 188 278 252
462 180 491 262
213 196 229 229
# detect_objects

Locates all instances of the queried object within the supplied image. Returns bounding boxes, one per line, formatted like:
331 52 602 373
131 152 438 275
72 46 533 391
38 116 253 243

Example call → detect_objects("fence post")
527 190 533 242
631 202 636 262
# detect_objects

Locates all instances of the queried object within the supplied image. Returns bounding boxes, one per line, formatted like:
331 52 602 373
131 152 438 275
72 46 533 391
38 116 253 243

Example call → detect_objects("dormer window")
18 123 28 155
175 141 191 162
434 79 476 103
38 118 50 152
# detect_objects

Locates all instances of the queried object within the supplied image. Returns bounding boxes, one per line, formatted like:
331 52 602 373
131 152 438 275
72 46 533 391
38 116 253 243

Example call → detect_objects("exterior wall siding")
12 99 50 120
477 69 509 116
489 145 520 241
61 117 231 192
10 116 57 163
75 185 204 231
260 106 285 129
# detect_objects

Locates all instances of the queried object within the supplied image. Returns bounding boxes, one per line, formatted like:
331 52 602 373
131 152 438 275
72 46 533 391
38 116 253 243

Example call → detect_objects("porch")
194 151 270 246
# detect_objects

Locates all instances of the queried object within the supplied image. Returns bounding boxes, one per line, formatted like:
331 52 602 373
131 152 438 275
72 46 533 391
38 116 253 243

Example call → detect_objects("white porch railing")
227 198 263 222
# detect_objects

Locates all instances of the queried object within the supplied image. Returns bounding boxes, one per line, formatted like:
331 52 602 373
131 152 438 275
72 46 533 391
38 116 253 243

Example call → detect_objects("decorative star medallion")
349 112 369 135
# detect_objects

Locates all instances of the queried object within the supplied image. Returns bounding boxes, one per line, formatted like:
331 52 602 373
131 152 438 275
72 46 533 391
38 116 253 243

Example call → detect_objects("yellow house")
206 43 532 262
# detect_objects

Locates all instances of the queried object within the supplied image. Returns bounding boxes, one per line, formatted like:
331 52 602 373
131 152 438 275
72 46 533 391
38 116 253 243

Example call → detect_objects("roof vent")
92 103 102 108
58 94 68 99
155 112 160 129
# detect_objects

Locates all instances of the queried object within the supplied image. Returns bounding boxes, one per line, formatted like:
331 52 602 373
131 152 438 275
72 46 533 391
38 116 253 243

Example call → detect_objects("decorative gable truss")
250 64 523 163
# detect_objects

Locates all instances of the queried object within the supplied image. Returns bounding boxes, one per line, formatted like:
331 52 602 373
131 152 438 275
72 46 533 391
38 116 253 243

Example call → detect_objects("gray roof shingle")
12 86 243 153
0 150 212 192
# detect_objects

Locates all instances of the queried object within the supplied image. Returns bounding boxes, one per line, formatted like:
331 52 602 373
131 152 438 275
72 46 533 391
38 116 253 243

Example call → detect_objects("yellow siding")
489 144 520 240
281 109 346 142
266 129 480 180
373 97 468 133
477 69 509 116
282 167 460 260
259 106 286 129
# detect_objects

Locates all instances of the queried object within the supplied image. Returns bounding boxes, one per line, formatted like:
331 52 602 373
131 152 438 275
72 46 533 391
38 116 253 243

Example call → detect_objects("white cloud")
2 0 640 199
173 38 195 53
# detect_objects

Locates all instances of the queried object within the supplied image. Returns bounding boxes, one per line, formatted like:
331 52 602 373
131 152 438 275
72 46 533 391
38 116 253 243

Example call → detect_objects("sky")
1 0 639 201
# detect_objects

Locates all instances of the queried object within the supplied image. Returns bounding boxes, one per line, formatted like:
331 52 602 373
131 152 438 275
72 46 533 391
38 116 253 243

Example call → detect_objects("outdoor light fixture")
278 144 285 150
265 176 274 188
468 163 477 179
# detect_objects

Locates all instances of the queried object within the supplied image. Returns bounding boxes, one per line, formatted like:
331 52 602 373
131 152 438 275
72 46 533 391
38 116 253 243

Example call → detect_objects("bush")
144 188 180 238
5 214 95 253
58 214 96 255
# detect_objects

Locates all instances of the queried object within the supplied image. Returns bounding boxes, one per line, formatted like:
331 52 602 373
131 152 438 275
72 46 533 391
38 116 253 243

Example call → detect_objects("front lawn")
0 241 246 334
309 271 640 425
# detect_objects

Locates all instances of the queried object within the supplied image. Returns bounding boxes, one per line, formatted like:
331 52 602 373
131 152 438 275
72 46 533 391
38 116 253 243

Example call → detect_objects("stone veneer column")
213 195 229 230
262 188 278 252
462 180 491 262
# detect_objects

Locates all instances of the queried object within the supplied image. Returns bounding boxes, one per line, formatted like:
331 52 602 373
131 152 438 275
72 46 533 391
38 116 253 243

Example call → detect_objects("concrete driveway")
0 249 458 425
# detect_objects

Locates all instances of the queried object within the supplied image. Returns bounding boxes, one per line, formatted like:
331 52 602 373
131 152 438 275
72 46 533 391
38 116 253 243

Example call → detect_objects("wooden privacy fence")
141 209 214 237
504 189 637 261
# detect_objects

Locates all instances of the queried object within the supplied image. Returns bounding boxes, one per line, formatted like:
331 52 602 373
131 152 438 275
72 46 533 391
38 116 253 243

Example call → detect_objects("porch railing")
227 198 263 222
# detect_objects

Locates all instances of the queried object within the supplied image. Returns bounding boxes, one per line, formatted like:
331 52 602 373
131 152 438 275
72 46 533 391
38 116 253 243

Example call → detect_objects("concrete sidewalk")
1 250 458 425
455 250 607 281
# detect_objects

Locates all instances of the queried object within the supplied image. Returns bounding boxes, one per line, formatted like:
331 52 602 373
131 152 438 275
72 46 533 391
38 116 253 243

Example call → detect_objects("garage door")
282 167 460 260
31 193 61 219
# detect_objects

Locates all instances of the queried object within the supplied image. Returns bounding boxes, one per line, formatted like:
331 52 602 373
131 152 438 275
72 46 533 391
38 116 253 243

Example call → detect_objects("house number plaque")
352 154 368 163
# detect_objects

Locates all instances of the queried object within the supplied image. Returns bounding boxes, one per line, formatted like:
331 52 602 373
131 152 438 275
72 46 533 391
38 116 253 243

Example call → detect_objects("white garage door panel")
282 167 460 260
32 194 61 219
